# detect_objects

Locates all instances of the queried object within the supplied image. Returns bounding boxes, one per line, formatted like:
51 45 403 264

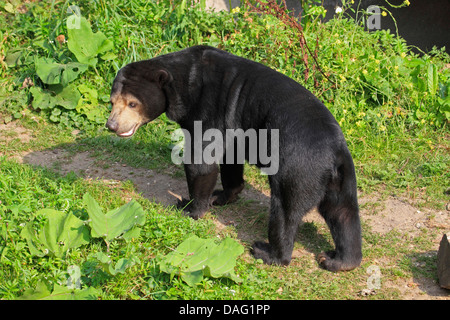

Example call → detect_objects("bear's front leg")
178 163 219 219
211 163 245 206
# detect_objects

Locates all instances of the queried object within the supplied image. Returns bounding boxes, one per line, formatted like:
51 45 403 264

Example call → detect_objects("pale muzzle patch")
107 92 148 137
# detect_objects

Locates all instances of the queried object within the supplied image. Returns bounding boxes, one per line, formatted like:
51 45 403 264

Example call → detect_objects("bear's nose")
106 118 118 132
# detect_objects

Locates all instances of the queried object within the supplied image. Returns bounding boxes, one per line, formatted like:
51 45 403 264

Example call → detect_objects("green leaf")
5 49 23 67
29 86 55 110
113 257 136 275
17 281 99 300
159 236 244 286
92 251 112 271
17 281 52 300
97 38 114 55
176 0 187 19
92 252 139 276
20 222 48 257
20 209 90 258
100 51 117 61
35 57 88 86
415 109 427 119
4 3 14 13
202 237 245 283
76 84 107 123
427 63 438 94
121 226 142 242
67 17 114 66
83 193 146 243
55 84 82 110
30 84 81 110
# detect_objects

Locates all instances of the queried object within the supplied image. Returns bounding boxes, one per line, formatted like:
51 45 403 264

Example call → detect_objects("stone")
437 233 450 289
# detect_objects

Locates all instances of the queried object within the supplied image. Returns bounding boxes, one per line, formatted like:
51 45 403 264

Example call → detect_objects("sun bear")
106 45 362 271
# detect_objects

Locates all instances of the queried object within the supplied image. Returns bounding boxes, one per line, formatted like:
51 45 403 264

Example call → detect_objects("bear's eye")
128 102 137 108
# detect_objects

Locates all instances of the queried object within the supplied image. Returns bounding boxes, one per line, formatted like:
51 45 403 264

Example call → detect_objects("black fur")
110 45 362 271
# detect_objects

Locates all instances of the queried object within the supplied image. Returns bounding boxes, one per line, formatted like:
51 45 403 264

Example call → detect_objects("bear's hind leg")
251 193 304 266
317 181 362 272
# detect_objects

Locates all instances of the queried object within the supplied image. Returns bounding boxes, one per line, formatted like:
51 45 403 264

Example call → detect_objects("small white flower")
335 6 343 13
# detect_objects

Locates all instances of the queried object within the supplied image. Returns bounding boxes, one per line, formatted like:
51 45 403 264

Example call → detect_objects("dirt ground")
1 121 449 299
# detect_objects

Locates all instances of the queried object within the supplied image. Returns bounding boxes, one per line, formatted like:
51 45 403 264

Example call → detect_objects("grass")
0 0 449 300
1 142 446 299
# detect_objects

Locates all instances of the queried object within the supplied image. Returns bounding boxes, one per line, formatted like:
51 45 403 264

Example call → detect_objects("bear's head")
106 63 171 137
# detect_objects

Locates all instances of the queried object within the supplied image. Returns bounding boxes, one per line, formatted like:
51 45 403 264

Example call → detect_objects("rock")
437 233 450 289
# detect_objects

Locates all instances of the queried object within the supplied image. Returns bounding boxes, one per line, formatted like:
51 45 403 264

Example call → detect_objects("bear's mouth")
118 123 139 137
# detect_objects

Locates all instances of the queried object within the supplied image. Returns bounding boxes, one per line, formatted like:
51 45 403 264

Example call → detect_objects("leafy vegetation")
25 15 114 128
159 236 244 287
83 192 146 249
21 208 90 258
0 156 216 299
0 0 448 300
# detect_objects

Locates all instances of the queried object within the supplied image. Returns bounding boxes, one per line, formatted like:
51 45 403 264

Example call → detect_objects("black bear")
106 45 362 271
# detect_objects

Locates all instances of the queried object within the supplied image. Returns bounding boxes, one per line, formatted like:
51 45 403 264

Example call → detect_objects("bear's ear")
154 69 172 89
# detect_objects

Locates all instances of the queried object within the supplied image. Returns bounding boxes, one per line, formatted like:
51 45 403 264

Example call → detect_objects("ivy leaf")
83 193 146 244
67 17 114 67
21 209 90 258
159 236 244 286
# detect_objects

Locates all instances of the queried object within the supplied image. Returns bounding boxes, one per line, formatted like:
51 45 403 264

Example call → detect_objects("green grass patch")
0 0 448 300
